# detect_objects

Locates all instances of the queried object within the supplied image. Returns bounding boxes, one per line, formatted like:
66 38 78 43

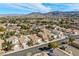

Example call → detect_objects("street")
66 45 79 56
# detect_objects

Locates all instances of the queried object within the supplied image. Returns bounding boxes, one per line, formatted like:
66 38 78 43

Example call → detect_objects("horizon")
0 3 79 14
0 11 79 15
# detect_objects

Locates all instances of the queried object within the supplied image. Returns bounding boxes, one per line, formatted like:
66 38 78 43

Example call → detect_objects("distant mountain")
0 14 26 17
0 11 79 17
27 11 79 17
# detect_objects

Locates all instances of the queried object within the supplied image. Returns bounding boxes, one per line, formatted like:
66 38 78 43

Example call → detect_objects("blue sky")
0 3 79 14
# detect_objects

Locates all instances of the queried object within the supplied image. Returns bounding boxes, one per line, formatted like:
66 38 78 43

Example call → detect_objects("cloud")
28 3 52 12
7 3 32 11
65 3 79 6
6 3 52 13
1 3 79 14
63 4 79 11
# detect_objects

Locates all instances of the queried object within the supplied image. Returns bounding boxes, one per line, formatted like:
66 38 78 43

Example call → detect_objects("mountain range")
0 11 79 17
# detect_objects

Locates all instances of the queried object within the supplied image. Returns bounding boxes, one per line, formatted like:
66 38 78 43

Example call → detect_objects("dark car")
39 48 44 51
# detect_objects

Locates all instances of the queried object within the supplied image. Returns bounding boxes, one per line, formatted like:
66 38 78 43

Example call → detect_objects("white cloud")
6 3 52 13
66 4 79 6
65 4 79 10
7 3 32 11
28 3 52 12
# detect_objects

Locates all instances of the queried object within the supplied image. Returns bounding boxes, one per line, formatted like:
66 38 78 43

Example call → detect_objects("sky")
0 3 79 14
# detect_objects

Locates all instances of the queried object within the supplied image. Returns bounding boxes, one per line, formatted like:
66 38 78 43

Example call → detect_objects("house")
5 23 20 31
38 32 49 42
51 34 57 39
18 35 30 48
72 29 79 35
7 36 19 45
52 30 60 38
59 32 64 37
24 35 31 42
66 28 79 35
52 29 65 39
28 34 40 44
28 34 42 45
38 28 52 42
37 37 42 44
0 39 5 54
19 35 27 44
7 36 21 51
0 39 4 50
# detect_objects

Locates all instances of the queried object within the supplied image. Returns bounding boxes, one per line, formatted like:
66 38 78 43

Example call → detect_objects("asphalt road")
66 45 79 56
3 39 66 56
53 49 69 56
33 48 69 56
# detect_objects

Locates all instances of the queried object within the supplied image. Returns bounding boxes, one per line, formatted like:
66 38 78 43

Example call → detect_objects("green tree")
49 35 54 41
2 39 14 52
68 37 75 43
20 24 27 30
27 39 33 46
48 42 59 49
0 26 5 32
9 17 16 24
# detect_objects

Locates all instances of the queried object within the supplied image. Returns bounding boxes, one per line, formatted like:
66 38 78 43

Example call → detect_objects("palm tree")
2 39 14 52
68 37 75 44
27 39 33 46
